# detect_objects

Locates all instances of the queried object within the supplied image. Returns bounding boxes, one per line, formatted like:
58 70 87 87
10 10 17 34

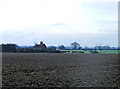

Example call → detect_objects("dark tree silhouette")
59 45 65 50
2 44 17 52
70 42 80 50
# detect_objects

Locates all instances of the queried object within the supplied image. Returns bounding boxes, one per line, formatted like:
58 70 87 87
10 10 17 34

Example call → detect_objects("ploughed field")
2 53 119 87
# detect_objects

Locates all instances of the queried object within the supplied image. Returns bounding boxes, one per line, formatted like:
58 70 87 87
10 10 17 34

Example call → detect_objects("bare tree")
70 42 80 50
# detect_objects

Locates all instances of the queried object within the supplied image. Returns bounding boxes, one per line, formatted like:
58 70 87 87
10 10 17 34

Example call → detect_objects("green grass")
97 50 119 54
60 50 120 54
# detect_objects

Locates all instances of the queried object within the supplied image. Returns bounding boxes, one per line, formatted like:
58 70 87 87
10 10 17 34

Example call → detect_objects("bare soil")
2 53 119 88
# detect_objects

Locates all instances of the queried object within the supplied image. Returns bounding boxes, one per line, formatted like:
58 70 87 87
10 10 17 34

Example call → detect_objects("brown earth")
2 53 119 88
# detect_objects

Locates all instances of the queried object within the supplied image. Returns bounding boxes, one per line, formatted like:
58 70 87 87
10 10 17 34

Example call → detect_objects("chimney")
40 41 43 44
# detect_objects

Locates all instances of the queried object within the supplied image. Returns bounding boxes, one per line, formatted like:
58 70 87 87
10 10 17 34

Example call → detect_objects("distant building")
34 41 47 50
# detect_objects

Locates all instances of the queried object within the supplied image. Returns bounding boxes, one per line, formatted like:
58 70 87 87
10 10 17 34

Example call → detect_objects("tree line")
0 42 119 53
0 44 60 53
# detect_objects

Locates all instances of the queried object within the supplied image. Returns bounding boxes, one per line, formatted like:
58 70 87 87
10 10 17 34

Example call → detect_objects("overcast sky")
0 0 118 47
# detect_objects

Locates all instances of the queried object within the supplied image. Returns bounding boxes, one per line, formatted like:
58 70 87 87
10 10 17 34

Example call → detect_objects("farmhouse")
34 41 47 50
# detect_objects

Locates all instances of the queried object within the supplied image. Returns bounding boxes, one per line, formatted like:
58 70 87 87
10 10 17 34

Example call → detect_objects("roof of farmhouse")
34 41 47 49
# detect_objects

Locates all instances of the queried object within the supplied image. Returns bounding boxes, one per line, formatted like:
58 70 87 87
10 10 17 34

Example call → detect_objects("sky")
0 0 118 47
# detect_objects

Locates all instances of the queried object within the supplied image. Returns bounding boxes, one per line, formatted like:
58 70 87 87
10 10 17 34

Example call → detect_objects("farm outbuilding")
33 41 47 50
